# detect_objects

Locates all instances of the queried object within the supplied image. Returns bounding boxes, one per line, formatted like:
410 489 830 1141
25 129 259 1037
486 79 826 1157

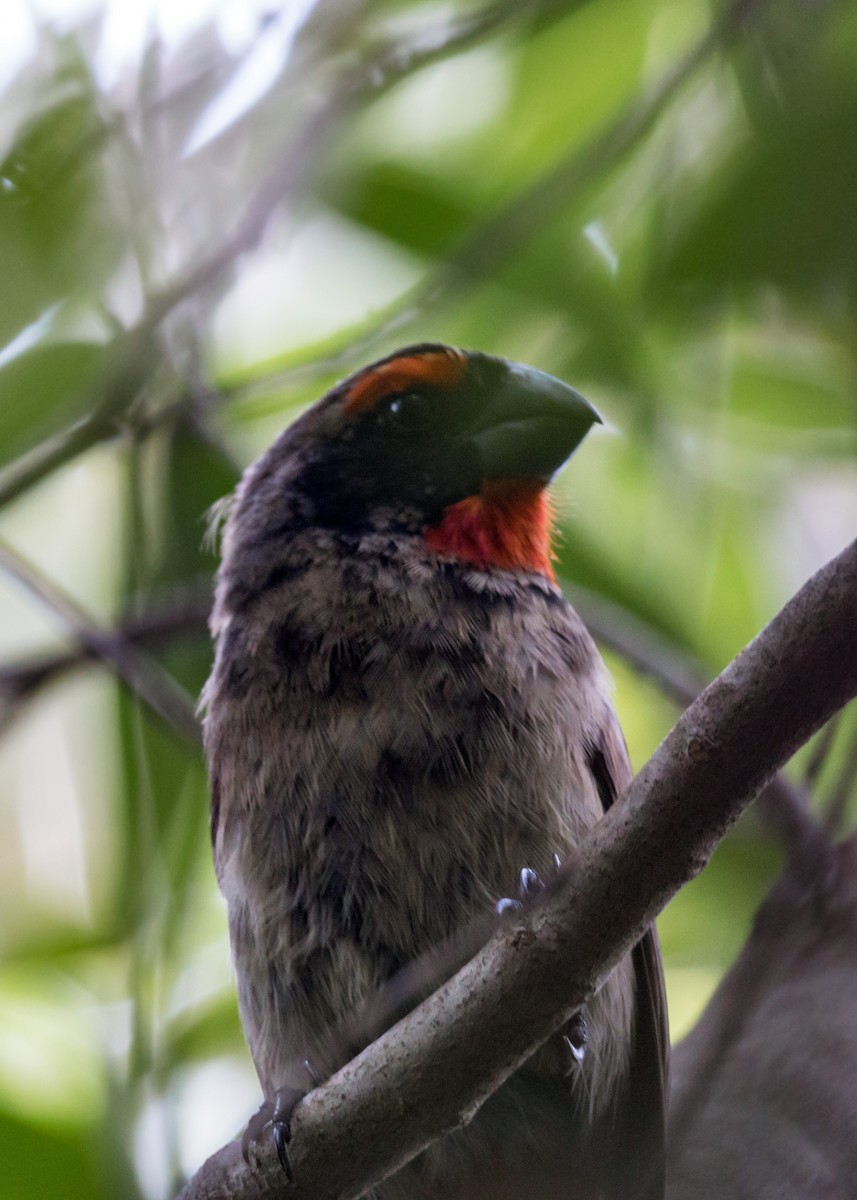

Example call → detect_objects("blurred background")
0 0 855 1195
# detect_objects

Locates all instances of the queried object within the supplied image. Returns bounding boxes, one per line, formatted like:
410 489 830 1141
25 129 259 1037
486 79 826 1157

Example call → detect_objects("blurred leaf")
156 418 239 593
654 79 857 306
729 0 856 127
331 161 474 257
658 829 784 968
0 58 120 346
695 502 766 664
0 1109 139 1200
159 995 243 1074
728 353 853 432
500 0 651 183
0 92 103 247
135 417 238 704
0 341 106 468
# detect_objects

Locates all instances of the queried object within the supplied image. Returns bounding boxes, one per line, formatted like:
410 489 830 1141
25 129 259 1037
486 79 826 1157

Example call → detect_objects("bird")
202 343 668 1200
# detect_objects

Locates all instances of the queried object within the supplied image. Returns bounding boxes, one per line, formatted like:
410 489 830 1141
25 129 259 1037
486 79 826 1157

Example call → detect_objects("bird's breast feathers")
208 528 621 858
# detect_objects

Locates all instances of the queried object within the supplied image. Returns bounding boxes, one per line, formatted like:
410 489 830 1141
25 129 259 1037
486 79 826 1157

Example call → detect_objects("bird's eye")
380 391 432 434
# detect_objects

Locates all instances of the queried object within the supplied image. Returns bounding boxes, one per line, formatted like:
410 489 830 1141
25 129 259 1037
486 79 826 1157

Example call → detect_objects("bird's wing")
587 725 669 1200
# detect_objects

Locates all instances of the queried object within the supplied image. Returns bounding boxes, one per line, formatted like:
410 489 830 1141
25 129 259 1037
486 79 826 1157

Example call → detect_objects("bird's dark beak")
466 359 602 482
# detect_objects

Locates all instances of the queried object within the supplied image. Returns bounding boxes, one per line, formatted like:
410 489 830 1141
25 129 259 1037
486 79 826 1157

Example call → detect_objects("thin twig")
0 586 211 727
0 541 201 744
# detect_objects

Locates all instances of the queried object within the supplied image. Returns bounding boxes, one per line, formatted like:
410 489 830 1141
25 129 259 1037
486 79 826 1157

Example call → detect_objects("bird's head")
239 343 600 581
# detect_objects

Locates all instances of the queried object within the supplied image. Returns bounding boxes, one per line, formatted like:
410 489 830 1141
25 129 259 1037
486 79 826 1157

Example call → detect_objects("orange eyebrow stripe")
342 350 467 415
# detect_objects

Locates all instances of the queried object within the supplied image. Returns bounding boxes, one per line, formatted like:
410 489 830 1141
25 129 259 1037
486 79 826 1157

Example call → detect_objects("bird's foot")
241 1085 305 1178
242 1062 318 1178
496 855 562 914
496 860 588 1069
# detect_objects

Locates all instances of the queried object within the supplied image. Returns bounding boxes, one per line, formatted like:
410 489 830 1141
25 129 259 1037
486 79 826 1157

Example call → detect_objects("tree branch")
179 539 857 1200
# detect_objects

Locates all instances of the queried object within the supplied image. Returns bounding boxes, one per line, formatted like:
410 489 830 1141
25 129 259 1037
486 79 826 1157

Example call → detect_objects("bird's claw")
496 858 587 1071
271 1117 292 1178
241 1081 310 1180
519 866 541 898
564 1009 588 1068
497 856 563 914
271 1083 311 1180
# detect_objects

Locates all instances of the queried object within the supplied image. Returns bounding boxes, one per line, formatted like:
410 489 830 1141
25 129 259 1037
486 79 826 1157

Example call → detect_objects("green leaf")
0 341 105 468
0 1109 139 1200
0 62 120 344
654 82 857 305
159 995 244 1074
331 161 474 257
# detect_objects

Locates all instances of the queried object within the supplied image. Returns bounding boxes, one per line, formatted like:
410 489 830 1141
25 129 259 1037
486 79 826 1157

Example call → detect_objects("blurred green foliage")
0 0 855 1196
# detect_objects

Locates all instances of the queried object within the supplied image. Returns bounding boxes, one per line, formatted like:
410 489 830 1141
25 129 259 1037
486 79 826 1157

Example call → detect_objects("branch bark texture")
181 539 857 1200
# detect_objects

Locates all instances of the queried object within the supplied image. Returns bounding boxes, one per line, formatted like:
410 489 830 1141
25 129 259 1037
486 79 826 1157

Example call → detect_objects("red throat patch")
423 479 556 580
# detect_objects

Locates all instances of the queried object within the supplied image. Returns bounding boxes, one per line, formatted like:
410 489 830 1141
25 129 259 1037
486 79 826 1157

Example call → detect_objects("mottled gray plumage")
203 346 667 1200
